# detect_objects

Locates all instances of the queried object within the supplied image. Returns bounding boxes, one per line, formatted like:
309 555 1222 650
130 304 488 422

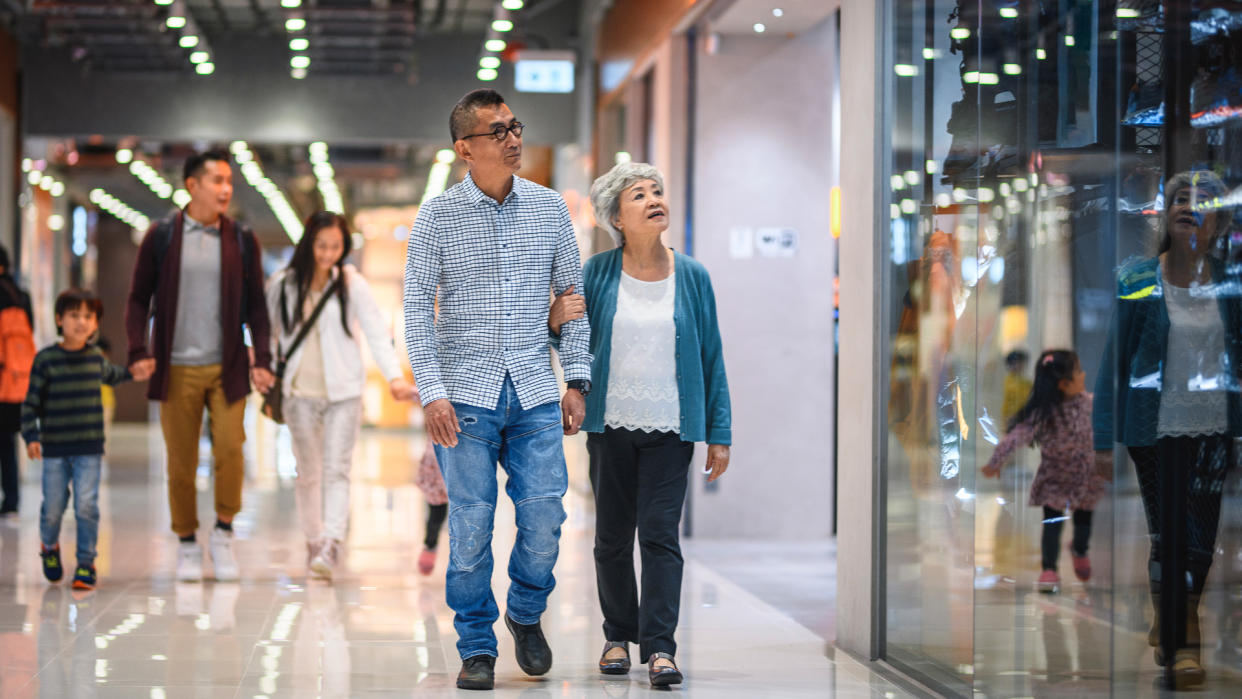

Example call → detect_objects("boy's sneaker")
177 541 204 582
1037 569 1060 593
1068 543 1091 582
40 544 63 583
209 527 239 582
72 564 96 590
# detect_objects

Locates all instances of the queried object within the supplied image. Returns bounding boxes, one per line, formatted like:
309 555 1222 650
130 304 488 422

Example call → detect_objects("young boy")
1002 350 1033 429
21 289 151 589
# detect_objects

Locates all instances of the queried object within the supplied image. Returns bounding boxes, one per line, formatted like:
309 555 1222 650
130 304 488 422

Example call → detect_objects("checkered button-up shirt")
403 173 591 411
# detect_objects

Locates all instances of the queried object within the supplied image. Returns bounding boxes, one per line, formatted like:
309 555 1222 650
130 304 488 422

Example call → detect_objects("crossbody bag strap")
276 277 341 379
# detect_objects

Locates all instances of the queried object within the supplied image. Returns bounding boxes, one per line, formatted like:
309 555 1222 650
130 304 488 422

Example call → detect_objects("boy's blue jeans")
433 376 568 660
40 454 102 566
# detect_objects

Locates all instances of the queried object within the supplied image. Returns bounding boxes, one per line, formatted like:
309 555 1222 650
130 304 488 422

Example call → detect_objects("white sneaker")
176 541 204 582
208 527 240 582
310 539 338 581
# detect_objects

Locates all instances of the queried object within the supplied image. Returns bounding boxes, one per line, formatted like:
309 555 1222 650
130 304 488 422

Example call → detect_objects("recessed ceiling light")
281 0 302 7
189 51 208 64
485 39 507 52
290 55 311 69
115 148 133 164
286 18 306 32
773 8 784 17
166 16 186 29
753 23 766 33
195 62 215 75
501 0 524 9
492 19 513 32
477 67 499 81
479 56 501 69
289 37 309 51
179 35 199 48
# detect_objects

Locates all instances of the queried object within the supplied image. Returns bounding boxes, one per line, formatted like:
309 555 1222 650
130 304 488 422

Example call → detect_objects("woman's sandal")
599 641 631 675
648 652 683 687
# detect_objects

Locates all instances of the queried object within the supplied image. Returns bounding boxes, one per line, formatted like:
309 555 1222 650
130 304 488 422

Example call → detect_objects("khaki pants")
160 365 246 537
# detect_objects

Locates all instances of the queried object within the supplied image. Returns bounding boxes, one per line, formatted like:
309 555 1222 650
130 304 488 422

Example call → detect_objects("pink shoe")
1068 544 1091 582
1037 569 1060 593
418 548 436 576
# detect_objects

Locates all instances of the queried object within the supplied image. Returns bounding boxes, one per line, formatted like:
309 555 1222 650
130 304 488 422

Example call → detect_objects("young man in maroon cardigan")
125 150 275 582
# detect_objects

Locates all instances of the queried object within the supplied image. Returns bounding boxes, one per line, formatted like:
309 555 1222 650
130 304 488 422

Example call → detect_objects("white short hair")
589 162 666 246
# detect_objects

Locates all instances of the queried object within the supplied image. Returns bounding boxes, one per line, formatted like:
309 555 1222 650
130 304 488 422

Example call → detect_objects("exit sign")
514 50 575 93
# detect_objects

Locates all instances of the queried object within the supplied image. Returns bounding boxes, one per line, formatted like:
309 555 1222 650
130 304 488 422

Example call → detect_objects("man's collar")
183 210 222 234
464 171 521 206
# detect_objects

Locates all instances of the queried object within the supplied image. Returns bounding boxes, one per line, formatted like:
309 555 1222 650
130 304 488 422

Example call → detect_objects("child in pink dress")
983 349 1107 592
416 438 447 575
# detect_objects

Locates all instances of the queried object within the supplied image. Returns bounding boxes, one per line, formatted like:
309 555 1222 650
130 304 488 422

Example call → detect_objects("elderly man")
403 89 591 690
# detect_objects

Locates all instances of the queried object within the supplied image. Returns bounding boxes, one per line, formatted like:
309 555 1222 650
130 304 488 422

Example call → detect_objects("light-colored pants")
285 396 361 542
160 365 246 537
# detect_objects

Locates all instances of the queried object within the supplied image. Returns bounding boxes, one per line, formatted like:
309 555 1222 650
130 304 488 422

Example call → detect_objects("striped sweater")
21 344 131 457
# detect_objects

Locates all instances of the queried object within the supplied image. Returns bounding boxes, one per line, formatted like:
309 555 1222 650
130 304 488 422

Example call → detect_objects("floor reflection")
0 420 893 697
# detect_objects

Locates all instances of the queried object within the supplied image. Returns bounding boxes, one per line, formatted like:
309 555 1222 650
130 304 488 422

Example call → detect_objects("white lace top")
603 271 680 433
1158 282 1228 437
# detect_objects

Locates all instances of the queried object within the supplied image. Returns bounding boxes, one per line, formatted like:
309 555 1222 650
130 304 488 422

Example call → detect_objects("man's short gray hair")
589 162 666 246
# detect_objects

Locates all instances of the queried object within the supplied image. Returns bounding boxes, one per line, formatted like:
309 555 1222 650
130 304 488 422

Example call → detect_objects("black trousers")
0 429 19 513
424 503 447 550
1128 435 1232 595
1040 506 1093 571
588 427 694 662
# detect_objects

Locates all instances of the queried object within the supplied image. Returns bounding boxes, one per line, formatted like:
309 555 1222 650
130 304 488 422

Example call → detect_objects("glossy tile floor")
0 417 904 698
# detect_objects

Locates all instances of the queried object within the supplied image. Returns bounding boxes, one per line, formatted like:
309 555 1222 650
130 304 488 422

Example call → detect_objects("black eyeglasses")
462 122 525 142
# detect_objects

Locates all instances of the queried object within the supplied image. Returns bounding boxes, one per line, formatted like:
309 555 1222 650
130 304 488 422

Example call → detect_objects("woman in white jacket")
266 211 415 579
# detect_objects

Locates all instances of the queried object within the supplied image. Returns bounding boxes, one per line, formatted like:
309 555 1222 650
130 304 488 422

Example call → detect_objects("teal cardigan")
1092 256 1242 449
579 248 732 444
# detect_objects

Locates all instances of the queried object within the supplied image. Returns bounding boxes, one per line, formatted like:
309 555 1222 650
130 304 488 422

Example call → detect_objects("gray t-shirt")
170 214 224 366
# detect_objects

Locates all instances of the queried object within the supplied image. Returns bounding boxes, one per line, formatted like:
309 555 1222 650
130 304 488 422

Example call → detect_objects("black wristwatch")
566 379 591 397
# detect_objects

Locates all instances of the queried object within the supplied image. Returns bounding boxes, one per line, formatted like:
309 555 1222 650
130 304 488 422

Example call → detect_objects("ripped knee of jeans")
515 496 565 557
449 503 494 571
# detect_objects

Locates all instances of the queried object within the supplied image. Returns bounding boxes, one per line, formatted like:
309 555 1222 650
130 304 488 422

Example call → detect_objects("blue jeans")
40 454 102 566
433 376 568 660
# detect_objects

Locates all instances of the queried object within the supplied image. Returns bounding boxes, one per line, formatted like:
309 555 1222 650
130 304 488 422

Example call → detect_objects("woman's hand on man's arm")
548 285 585 336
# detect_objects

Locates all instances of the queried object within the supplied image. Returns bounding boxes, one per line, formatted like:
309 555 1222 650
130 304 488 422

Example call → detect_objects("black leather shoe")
599 641 631 675
457 655 496 690
648 652 683 687
505 614 552 676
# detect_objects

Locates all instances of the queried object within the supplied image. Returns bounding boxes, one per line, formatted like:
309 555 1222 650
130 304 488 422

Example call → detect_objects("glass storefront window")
879 1 1242 695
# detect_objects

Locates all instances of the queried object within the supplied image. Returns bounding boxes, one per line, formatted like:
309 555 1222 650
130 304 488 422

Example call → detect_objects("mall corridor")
0 419 900 698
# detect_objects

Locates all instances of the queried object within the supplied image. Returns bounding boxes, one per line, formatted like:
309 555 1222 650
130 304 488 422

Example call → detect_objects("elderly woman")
1094 170 1242 689
550 162 731 686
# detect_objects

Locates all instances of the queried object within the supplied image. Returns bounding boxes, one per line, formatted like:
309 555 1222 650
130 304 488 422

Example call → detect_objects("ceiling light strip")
22 160 67 198
477 2 521 82
127 158 175 201
89 188 152 232
308 142 344 214
230 141 303 242
161 0 216 75
420 149 457 206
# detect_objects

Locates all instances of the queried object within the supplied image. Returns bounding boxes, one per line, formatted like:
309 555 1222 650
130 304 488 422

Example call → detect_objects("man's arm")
403 207 447 406
242 231 273 371
124 224 160 366
550 199 591 382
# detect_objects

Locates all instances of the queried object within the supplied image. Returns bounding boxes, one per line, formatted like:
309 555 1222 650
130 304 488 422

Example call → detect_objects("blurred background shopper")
266 211 414 581
1094 170 1242 689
